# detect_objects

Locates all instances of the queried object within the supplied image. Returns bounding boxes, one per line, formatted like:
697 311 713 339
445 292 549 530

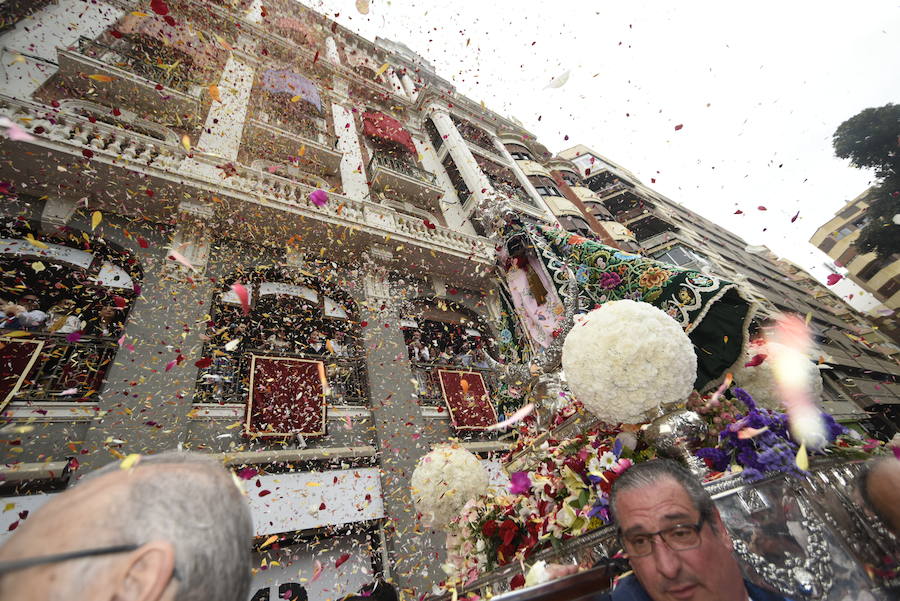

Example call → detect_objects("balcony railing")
76 36 201 94
195 349 369 406
595 182 629 197
488 177 538 208
638 230 678 249
1 331 119 402
253 112 338 150
368 151 438 186
0 95 493 262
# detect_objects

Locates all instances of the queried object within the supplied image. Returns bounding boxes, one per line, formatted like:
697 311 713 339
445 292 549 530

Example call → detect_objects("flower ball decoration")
731 340 824 410
411 443 489 528
561 300 698 424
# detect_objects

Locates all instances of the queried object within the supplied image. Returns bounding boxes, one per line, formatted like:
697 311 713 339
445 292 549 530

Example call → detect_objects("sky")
309 0 900 312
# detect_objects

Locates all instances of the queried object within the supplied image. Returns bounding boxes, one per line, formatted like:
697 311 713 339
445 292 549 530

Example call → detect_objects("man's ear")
113 541 176 601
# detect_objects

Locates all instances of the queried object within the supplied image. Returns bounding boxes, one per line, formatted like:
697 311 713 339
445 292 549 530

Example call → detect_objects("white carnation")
732 341 824 410
411 444 489 528
561 300 697 424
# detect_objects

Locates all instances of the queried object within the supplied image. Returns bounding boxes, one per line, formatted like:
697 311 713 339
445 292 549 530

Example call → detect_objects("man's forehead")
616 478 697 526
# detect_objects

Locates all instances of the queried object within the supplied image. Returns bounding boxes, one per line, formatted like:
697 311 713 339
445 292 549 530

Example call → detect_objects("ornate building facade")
0 1 898 600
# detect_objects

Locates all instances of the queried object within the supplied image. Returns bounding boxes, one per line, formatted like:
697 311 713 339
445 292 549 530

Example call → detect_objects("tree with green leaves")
832 103 899 260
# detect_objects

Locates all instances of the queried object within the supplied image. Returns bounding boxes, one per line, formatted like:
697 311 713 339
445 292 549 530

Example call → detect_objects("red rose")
499 520 519 546
510 573 526 589
481 519 498 538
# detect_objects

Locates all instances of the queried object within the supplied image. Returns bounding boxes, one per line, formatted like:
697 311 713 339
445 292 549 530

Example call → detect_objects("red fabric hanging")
362 111 416 155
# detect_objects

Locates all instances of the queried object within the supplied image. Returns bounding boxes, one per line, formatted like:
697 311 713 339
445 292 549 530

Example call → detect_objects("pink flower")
509 471 531 495
611 458 633 474
309 189 328 207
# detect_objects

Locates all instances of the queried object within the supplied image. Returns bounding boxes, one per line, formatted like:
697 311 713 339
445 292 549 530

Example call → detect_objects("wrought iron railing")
1 331 119 402
76 36 201 94
594 181 629 197
368 151 438 186
488 177 538 208
252 112 339 150
194 348 369 406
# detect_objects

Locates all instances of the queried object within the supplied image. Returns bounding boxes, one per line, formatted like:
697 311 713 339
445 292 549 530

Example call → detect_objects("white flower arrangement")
731 340 824 410
561 300 698 424
411 443 489 529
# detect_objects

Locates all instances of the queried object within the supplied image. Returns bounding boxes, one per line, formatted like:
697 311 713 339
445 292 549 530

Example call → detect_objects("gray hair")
609 459 716 527
78 451 253 601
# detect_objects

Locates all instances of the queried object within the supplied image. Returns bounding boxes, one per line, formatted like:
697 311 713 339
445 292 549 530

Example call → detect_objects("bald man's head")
0 452 253 601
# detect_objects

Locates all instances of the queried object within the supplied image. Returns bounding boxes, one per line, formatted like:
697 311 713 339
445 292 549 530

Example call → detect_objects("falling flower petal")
487 403 534 430
509 471 531 494
674 123 684 131
311 560 324 582
375 63 390 77
737 426 769 439
231 283 250 315
208 85 221 102
355 0 369 14
181 134 191 152
150 0 168 15
260 535 278 549
309 189 328 207
0 117 36 142
88 74 114 82
826 273 843 286
120 454 141 470
791 211 800 223
167 250 197 272
796 442 809 470
545 70 570 89
91 210 102 230
335 553 351 568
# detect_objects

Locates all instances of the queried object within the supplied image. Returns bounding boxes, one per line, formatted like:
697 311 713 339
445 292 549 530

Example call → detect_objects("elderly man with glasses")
594 459 791 601
0 452 253 601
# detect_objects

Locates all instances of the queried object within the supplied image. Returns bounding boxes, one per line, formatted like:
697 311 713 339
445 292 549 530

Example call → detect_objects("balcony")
638 230 678 250
367 151 443 201
244 115 341 174
57 37 202 122
0 331 119 403
594 181 630 197
488 177 538 209
0 95 494 272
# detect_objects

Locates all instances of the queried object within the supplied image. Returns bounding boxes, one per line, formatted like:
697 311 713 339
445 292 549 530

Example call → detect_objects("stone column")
192 55 256 160
332 87 371 201
493 138 555 221
387 68 407 99
428 105 493 207
360 249 442 597
79 203 216 470
325 36 341 64
400 72 418 101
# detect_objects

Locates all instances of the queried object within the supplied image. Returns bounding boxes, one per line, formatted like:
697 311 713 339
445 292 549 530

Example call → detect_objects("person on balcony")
265 327 291 352
89 305 124 338
1 294 48 330
408 330 431 363
598 459 791 601
46 299 85 335
326 329 351 357
455 343 475 368
307 329 327 354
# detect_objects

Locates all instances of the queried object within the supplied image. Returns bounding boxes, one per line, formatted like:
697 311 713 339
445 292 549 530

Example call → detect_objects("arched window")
195 268 366 407
0 228 141 407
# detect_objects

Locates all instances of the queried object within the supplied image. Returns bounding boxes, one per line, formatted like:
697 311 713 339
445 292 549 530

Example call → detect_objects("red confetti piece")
359 321 368 327
81 149 93 158
319 502 326 510
826 273 843 286
137 237 149 248
309 189 328 207
744 353 767 368
231 283 250 315
150 0 169 15
335 553 351 568
113 295 127 308
423 219 436 229
757 206 767 211
194 357 213 369
734 210 743 215
791 211 800 223
674 124 684 131
236 467 258 480
259 490 271 497
163 15 176 26
164 360 177 372
65 331 82 343
109 30 123 39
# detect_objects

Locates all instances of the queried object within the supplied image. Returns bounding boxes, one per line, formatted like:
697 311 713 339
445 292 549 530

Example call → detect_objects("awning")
260 69 322 112
275 17 315 45
116 14 222 69
362 111 416 155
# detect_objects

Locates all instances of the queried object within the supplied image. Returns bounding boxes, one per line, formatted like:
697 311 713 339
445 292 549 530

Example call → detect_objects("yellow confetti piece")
120 453 141 470
298 145 306 156
181 134 191 152
225 422 242 430
375 62 390 77
91 210 102 230
130 11 148 16
208 84 221 102
2 330 29 338
260 535 278 549
306 481 321 487
214 34 233 51
796 442 809 471
24 233 47 249
290 95 302 103
3 503 14 512
31 261 45 272
88 74 114 82
804 312 812 325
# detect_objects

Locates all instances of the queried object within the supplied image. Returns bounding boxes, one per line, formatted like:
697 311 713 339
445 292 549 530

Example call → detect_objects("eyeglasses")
619 516 706 558
0 545 138 576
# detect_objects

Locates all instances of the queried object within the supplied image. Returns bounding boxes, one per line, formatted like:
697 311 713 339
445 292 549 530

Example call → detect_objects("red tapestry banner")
361 112 416 155
246 355 327 437
437 369 497 431
0 338 44 411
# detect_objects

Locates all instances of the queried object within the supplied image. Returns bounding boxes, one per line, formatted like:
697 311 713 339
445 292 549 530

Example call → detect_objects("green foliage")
833 105 900 260
833 103 900 178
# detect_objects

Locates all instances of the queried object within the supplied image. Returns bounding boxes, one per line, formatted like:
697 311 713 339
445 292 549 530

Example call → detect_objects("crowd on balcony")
1 292 124 338
404 327 491 369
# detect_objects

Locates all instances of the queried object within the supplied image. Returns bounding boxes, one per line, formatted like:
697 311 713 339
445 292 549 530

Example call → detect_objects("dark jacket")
594 575 793 601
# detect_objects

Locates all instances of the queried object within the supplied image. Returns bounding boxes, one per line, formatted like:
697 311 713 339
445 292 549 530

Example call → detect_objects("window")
818 237 837 253
561 172 581 187
877 277 900 299
856 256 891 282
510 151 533 161
836 246 858 267
653 245 711 270
837 204 862 219
535 185 563 197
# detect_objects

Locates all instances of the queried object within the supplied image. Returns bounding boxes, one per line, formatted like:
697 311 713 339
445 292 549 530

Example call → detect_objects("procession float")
411 195 900 601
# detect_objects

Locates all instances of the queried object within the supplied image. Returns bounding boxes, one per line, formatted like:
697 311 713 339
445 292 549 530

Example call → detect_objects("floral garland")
442 424 653 587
